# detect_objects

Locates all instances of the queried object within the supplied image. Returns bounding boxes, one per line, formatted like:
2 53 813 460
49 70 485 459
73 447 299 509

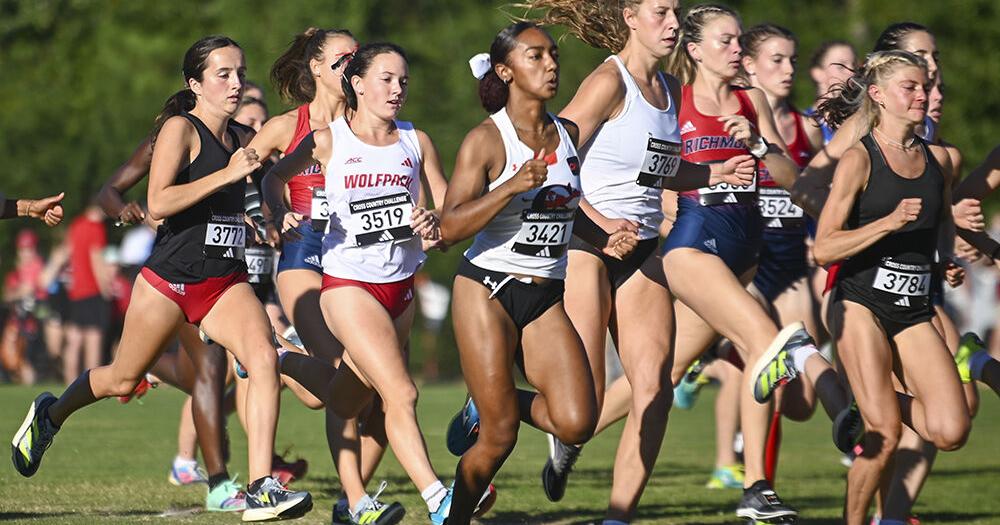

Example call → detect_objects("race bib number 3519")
349 192 414 246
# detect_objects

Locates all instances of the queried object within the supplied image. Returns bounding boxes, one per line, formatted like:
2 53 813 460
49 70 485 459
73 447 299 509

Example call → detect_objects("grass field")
1 382 998 524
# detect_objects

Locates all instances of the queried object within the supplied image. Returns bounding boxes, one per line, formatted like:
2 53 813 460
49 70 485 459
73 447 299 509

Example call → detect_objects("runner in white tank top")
261 43 458 523
508 3 755 522
322 116 426 283
438 23 598 525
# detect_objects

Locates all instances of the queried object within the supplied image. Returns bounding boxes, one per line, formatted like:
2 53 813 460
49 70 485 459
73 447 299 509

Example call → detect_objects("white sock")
351 495 373 517
792 344 819 374
969 350 992 381
421 480 447 513
173 455 197 468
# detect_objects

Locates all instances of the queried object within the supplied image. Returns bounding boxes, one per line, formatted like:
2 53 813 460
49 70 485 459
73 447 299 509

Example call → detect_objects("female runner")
264 42 454 525
11 35 312 522
438 22 602 525
814 50 970 525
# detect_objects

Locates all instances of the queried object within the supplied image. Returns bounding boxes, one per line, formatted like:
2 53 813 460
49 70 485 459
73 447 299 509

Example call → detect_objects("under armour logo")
483 276 498 291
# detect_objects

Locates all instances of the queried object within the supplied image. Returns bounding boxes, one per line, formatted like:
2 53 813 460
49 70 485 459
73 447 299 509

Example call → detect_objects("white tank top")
321 117 425 283
464 108 581 279
578 55 682 240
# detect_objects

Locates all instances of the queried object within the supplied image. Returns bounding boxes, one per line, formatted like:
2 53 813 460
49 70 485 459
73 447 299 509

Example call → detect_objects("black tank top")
144 113 249 283
838 133 943 305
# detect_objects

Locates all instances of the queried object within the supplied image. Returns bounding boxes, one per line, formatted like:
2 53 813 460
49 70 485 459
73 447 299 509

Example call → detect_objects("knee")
862 421 901 458
631 376 673 413
240 340 279 378
478 417 519 459
552 407 597 446
382 380 418 411
930 415 970 451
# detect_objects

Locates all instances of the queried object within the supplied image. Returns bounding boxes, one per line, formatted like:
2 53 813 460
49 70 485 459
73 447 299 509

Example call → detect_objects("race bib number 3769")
636 138 682 188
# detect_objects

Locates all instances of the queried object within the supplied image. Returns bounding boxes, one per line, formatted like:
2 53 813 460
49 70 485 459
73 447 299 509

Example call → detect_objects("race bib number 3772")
349 192 414 246
204 214 246 259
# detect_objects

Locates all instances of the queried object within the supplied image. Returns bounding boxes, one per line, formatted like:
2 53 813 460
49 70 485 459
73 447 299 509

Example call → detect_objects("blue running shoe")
674 360 709 410
428 486 452 525
233 358 248 380
446 397 479 456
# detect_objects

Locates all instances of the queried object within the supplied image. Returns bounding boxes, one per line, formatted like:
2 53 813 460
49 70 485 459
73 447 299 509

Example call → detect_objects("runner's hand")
944 259 965 288
224 148 262 182
506 148 549 194
279 210 304 242
952 198 985 232
719 115 759 145
711 154 756 187
412 207 440 240
885 198 922 231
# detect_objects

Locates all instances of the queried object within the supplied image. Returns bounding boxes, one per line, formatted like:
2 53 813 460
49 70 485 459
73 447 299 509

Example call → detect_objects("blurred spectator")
1 230 47 383
103 246 133 358
118 223 155 281
415 272 450 381
63 203 110 383
0 191 65 226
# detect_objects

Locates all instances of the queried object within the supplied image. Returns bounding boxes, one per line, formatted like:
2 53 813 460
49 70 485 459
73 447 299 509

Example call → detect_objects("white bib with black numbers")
636 137 682 188
310 187 330 232
464 107 581 279
245 245 274 283
348 192 414 246
871 259 931 297
203 214 246 259
758 187 803 219
320 117 426 284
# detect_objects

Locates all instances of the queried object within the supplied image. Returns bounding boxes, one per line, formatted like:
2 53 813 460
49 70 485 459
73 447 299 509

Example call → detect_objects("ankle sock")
208 472 231 490
247 476 269 494
421 480 447 513
173 456 197 469
969 350 992 381
792 344 819 374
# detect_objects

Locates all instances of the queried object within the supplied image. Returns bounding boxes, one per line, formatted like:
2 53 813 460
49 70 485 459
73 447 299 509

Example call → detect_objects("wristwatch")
749 136 769 159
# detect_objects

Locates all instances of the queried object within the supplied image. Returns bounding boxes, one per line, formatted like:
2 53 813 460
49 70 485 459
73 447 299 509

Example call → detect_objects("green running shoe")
751 323 812 403
206 477 246 512
705 464 745 489
11 392 59 478
955 332 985 384
351 481 405 525
674 360 710 410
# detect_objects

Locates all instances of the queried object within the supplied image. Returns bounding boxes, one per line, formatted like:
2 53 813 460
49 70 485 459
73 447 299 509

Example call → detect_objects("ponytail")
477 21 541 113
151 89 196 144
817 50 927 132
515 0 642 53
271 27 355 105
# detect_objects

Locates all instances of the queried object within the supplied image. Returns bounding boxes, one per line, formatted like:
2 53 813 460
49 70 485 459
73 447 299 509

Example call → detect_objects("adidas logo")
723 193 738 204
703 238 717 253
222 248 234 258
401 157 413 168
767 218 783 228
168 283 186 296
536 246 551 257
894 296 911 307
404 288 413 301
304 255 321 268
378 230 394 242
680 121 697 135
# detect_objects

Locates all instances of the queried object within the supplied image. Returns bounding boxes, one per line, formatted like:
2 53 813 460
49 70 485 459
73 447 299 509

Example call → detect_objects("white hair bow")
469 53 492 80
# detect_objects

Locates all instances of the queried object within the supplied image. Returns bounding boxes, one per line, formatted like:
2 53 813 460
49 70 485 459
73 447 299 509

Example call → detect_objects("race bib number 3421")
204 215 246 259
511 209 574 258
349 192 414 246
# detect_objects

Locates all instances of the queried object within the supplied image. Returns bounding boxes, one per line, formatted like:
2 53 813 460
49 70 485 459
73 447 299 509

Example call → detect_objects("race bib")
311 187 330 232
636 138 682 188
758 187 804 219
349 192 414 246
245 246 274 282
511 209 574 258
699 178 757 195
872 260 931 297
204 214 246 259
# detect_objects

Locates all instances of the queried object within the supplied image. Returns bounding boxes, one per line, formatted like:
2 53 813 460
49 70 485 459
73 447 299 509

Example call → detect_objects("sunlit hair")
664 3 741 84
817 50 927 132
514 0 642 53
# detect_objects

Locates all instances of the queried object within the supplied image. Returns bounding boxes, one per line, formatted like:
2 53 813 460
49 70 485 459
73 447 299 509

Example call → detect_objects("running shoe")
446 396 480 456
199 328 215 345
541 433 581 502
705 465 744 489
736 480 797 521
118 376 156 404
955 332 985 384
242 476 312 522
674 360 710 410
206 477 247 512
428 485 452 525
11 392 59 477
474 483 497 517
169 461 207 486
331 498 352 525
271 451 308 485
750 323 813 403
832 401 864 454
349 482 405 525
234 358 248 379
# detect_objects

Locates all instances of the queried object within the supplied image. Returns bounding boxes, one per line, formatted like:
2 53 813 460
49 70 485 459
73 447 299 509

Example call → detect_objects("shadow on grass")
0 509 163 521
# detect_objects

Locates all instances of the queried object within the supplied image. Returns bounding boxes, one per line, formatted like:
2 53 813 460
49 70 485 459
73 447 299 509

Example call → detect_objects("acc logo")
345 157 363 165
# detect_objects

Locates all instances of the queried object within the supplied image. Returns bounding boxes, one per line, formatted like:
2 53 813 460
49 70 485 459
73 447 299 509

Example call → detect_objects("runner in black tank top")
813 50 969 525
9 36 313 522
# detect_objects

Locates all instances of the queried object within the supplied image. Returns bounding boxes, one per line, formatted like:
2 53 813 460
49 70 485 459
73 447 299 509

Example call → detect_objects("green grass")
1 383 998 524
